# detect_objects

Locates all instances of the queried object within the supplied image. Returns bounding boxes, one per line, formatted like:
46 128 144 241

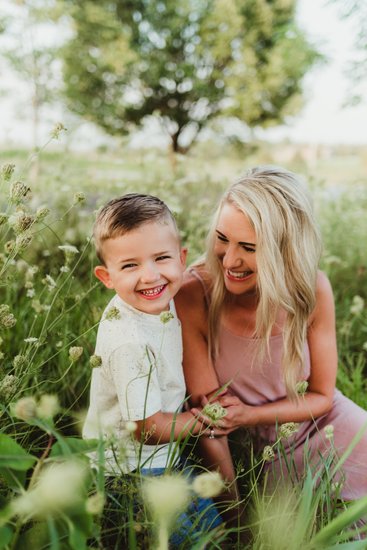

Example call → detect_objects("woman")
175 165 367 500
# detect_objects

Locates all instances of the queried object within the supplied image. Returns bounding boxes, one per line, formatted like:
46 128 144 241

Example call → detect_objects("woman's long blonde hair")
206 165 322 398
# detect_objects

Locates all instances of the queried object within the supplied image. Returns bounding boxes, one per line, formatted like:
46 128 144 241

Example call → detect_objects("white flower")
202 402 227 424
24 337 38 343
37 394 59 419
58 244 79 255
262 445 275 462
125 421 137 433
26 288 35 298
12 397 37 421
278 422 299 439
69 346 83 362
192 471 225 499
11 460 87 518
142 474 191 527
86 492 105 515
324 424 334 440
350 295 364 316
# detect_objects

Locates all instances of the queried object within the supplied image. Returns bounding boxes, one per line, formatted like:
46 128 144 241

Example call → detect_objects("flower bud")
262 445 275 462
278 422 299 439
1 163 15 181
89 354 102 368
12 396 37 421
192 471 224 498
69 346 83 362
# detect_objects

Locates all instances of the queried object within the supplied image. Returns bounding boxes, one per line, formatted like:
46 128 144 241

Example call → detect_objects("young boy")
83 193 206 473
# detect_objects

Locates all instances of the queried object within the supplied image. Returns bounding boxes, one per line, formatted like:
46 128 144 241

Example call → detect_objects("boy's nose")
140 263 161 284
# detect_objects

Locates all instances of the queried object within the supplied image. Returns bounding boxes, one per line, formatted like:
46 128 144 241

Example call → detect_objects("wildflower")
202 401 227 424
73 192 86 205
31 299 42 313
0 351 4 360
50 122 67 139
89 354 102 368
0 374 18 399
15 233 33 252
331 481 343 493
37 394 59 419
192 471 225 499
60 265 70 273
4 240 16 254
58 244 79 265
43 274 57 291
10 181 31 203
24 337 38 343
9 211 34 234
12 396 37 421
350 295 364 316
26 265 38 280
125 420 137 433
0 305 16 329
26 288 35 298
11 460 87 518
324 424 334 440
13 354 27 370
86 492 105 515
35 206 50 222
262 445 275 462
160 311 174 324
1 314 17 329
69 346 83 362
142 474 191 544
278 422 299 439
105 306 121 321
1 163 15 181
295 380 308 396
363 342 367 352
0 213 8 226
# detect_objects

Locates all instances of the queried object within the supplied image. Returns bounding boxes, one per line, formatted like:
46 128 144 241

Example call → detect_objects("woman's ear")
94 265 114 289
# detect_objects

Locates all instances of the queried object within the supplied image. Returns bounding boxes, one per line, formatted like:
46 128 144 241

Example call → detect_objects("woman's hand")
191 394 253 435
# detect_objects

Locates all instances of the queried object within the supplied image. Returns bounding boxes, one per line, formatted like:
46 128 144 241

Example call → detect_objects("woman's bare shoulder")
175 266 211 321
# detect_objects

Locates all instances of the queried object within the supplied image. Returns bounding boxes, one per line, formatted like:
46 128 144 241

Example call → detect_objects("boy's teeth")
228 270 251 279
140 285 164 296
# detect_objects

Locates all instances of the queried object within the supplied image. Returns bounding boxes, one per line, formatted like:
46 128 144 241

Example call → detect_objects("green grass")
0 139 366 549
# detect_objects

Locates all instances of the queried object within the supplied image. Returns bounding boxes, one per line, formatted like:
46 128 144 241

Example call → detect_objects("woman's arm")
175 271 239 501
195 271 338 432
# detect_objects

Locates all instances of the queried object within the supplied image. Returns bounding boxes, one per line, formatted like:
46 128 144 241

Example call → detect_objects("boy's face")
95 220 187 315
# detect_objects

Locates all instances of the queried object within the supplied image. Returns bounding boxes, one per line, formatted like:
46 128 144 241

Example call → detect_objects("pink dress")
191 270 367 500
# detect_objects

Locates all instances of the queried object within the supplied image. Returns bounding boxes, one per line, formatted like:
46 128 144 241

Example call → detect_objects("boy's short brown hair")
94 193 179 264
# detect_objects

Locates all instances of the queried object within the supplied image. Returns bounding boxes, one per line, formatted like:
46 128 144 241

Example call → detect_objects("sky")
0 0 366 148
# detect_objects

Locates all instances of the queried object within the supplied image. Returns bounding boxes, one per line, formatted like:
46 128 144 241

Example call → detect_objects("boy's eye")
121 263 136 270
156 255 171 261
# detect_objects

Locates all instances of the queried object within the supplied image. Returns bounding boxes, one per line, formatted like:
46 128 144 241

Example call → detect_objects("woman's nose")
222 245 241 269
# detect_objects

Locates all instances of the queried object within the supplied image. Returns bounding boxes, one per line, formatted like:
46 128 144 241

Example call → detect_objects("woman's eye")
217 235 228 243
242 246 256 253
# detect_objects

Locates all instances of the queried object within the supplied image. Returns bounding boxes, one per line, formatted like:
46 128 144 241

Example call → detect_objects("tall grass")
0 137 366 548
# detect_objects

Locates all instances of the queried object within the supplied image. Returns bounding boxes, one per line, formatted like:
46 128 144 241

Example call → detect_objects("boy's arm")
134 409 207 443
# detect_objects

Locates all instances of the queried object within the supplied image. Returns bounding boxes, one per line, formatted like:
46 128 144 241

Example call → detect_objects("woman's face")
214 202 257 295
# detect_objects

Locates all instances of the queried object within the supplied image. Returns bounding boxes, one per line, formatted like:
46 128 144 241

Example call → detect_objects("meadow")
0 132 367 549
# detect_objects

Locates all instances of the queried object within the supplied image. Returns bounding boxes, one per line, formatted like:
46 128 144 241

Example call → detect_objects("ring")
209 428 215 439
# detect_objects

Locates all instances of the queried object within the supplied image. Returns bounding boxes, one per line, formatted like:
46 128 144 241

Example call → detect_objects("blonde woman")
175 165 367 500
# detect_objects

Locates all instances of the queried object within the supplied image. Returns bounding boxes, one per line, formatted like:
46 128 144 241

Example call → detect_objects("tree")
0 0 62 149
60 0 319 153
333 0 367 105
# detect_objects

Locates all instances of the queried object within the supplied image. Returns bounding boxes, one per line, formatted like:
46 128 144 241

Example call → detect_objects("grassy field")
0 138 366 548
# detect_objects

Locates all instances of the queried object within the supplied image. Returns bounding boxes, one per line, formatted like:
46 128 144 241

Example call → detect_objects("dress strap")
188 268 211 309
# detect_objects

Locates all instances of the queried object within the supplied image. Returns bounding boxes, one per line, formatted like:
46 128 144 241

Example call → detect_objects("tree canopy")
60 0 319 152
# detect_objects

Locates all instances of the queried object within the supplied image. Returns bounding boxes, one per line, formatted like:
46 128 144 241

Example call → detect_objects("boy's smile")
95 220 186 314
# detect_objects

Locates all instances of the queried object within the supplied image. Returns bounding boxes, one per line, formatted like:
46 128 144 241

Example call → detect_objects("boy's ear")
180 247 188 267
94 265 114 289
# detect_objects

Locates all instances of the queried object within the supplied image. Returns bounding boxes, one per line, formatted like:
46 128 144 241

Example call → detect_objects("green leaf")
0 466 26 489
68 522 87 550
49 437 98 458
0 434 37 471
14 522 49 550
0 525 13 550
